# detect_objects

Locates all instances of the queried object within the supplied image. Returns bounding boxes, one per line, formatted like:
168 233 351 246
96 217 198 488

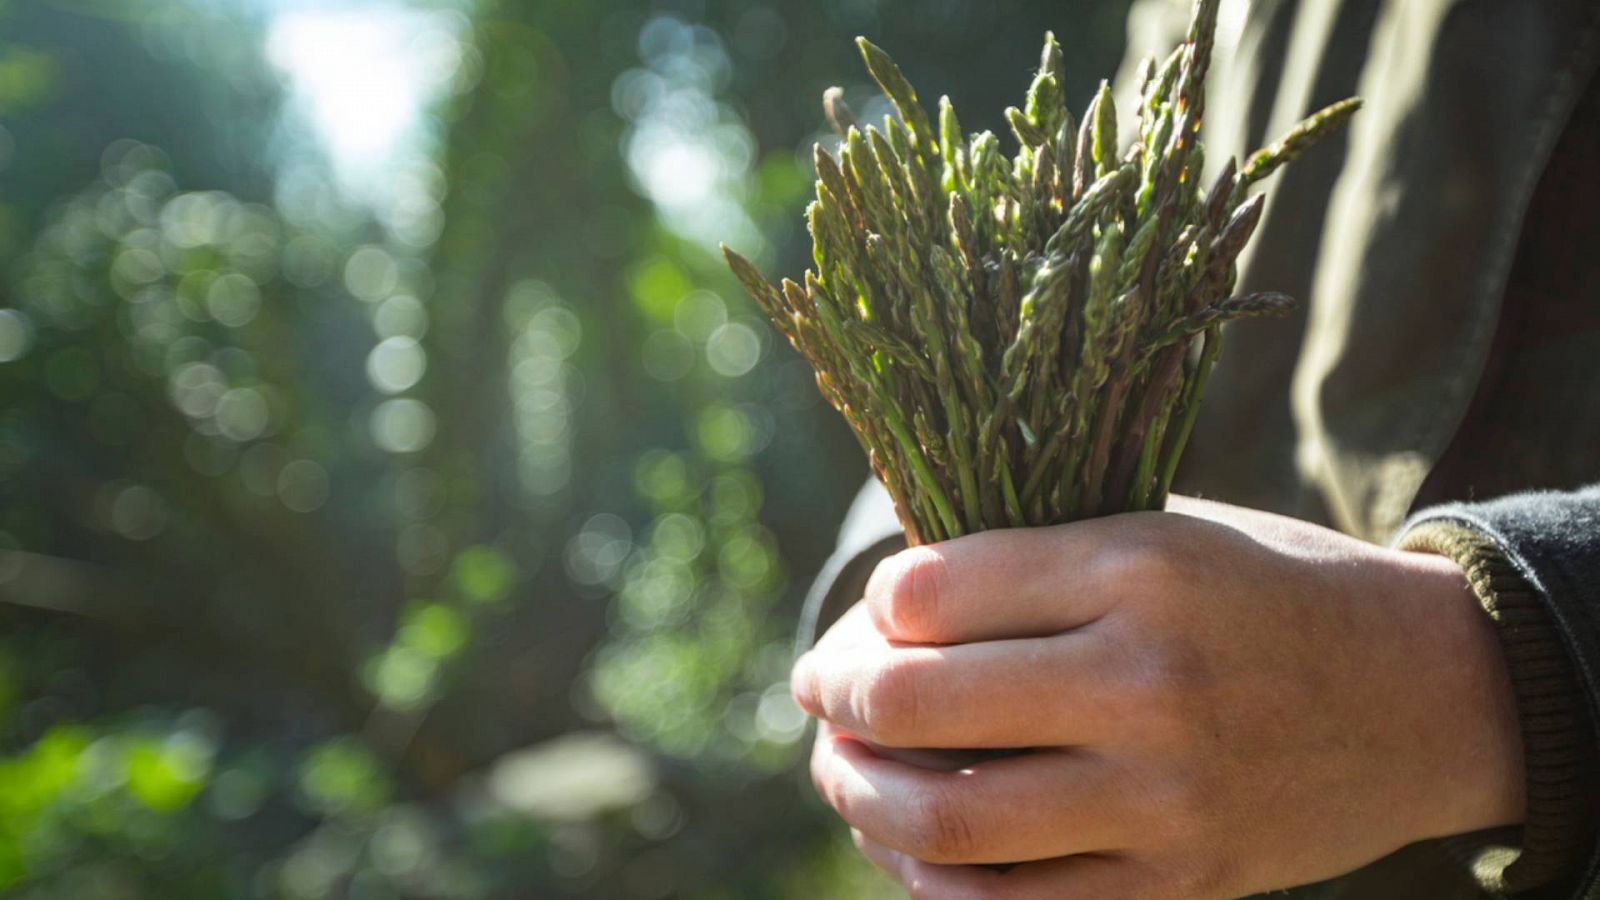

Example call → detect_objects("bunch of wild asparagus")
723 0 1359 545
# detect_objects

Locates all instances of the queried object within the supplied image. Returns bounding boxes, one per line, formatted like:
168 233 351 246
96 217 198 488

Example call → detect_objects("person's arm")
1397 486 1600 896
793 492 1600 897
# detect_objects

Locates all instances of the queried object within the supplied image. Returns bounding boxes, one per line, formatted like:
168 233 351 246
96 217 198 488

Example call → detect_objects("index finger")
791 629 1114 748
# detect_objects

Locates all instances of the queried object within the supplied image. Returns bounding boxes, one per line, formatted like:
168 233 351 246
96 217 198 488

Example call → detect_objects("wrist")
1396 516 1598 893
1392 548 1527 838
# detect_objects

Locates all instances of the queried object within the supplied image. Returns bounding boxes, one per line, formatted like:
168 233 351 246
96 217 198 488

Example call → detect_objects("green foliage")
0 717 231 894
451 545 517 605
400 602 471 659
296 739 391 818
124 734 212 811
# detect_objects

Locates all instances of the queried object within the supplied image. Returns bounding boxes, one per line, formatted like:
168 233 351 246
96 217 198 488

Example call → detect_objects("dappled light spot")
207 766 269 822
757 681 808 743
205 272 262 327
632 450 694 507
267 7 467 217
372 293 428 338
451 545 516 605
278 825 364 900
620 556 695 628
641 329 694 381
508 287 579 497
487 732 656 823
629 791 685 841
695 403 753 461
616 16 762 252
365 644 440 710
296 739 391 818
672 289 727 342
705 321 761 377
162 335 211 376
160 191 229 250
547 824 601 880
107 484 168 542
717 530 775 590
708 471 764 524
566 513 633 588
369 808 440 881
214 387 271 442
168 362 226 418
528 305 582 359
649 512 706 562
397 603 469 659
343 244 399 301
276 459 330 513
366 335 427 394
627 256 692 324
370 397 435 453
111 247 165 289
176 270 219 322
124 731 214 812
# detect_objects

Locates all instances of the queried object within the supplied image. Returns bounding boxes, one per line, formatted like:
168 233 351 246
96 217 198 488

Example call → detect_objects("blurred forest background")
0 0 1127 896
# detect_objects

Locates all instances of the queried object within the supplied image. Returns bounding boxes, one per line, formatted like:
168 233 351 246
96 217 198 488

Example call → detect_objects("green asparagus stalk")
723 0 1358 544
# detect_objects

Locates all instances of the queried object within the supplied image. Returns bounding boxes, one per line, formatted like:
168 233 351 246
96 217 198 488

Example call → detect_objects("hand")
792 497 1525 899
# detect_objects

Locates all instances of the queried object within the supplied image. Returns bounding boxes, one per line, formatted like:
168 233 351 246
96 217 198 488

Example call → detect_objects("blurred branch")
0 549 372 725
0 549 133 622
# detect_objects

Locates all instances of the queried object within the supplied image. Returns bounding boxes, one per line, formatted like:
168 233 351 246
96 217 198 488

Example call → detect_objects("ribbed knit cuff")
1399 520 1598 895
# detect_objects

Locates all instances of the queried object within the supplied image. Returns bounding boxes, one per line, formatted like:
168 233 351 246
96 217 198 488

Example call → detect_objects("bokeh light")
371 397 436 453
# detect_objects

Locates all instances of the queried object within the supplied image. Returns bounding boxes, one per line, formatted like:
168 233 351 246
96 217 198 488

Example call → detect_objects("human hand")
792 497 1524 898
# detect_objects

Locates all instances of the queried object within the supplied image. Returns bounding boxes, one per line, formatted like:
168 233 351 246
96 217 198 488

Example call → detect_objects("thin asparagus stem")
724 0 1357 543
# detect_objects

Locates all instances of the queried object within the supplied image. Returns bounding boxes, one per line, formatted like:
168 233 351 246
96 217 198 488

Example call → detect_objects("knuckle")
1165 856 1240 900
1162 776 1216 836
905 784 979 863
1089 523 1195 598
857 655 926 742
1118 650 1189 729
1117 633 1212 733
1145 767 1225 850
871 546 950 640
